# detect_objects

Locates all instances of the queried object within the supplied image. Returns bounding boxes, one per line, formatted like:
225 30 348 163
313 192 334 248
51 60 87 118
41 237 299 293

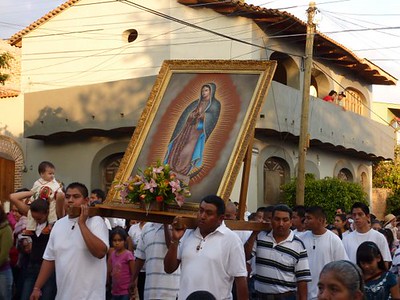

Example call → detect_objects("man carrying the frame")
164 195 248 300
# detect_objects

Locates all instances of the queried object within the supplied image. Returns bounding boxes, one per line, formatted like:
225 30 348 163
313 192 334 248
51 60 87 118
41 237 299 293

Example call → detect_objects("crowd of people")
2 160 400 299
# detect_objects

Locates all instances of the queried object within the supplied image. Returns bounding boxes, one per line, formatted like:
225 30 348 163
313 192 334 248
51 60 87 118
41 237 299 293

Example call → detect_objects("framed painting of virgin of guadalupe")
106 60 276 211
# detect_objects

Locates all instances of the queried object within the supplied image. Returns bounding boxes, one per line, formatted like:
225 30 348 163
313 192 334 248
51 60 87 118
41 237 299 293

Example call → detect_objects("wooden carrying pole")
67 205 268 231
238 133 254 220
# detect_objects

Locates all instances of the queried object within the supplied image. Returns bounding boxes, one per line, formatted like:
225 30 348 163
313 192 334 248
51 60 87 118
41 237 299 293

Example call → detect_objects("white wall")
21 0 264 93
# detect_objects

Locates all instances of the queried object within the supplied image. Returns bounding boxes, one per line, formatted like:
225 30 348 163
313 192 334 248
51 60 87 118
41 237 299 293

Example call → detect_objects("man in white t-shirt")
292 205 307 239
164 195 248 300
127 221 146 300
342 202 392 265
301 206 348 300
30 182 109 300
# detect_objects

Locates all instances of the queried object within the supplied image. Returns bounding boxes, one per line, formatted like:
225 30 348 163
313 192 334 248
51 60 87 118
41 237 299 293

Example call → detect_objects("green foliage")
373 145 400 190
386 190 400 216
282 175 368 222
0 52 13 85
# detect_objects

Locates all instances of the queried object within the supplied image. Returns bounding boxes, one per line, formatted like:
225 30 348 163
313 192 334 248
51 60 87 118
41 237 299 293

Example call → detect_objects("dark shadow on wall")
24 75 157 139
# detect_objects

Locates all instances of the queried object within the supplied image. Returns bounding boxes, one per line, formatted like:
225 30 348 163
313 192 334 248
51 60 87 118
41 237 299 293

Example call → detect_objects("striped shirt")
253 230 311 294
390 247 400 276
135 223 180 299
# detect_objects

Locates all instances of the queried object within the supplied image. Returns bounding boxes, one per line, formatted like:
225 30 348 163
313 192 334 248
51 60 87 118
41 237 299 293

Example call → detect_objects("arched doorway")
101 153 124 194
264 157 290 205
0 135 24 201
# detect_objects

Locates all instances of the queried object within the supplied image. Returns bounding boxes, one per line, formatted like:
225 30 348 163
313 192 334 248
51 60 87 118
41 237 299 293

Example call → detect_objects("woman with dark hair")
379 228 396 257
333 214 350 239
164 83 221 179
0 204 13 300
357 241 400 299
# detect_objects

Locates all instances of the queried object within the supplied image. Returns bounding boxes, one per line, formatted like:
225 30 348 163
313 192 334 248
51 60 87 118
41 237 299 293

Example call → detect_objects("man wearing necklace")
164 195 248 300
245 204 311 300
301 206 348 300
30 182 109 300
342 202 392 266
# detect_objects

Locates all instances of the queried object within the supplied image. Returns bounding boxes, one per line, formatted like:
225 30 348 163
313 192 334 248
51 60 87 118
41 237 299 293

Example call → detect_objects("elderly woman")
318 260 364 300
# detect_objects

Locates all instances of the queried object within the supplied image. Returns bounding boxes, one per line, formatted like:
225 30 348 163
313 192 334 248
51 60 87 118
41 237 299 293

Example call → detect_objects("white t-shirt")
293 229 308 239
43 215 109 300
128 223 142 248
107 217 125 228
301 230 349 300
177 224 248 300
128 223 145 272
234 229 252 244
342 229 392 263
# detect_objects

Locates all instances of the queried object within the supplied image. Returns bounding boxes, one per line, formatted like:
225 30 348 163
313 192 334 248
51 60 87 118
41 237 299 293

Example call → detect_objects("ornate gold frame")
105 60 276 211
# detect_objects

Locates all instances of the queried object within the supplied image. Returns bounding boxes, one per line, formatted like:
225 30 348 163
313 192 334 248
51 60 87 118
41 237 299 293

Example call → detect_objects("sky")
0 0 400 103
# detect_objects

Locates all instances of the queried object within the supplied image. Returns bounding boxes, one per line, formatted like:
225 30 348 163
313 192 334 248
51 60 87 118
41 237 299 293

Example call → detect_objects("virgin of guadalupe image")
164 83 221 180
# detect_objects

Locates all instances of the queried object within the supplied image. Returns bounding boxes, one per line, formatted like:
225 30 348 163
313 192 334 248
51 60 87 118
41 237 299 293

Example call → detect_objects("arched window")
264 157 290 205
269 52 300 89
337 168 353 182
311 68 329 99
101 153 124 194
361 171 368 191
310 85 318 97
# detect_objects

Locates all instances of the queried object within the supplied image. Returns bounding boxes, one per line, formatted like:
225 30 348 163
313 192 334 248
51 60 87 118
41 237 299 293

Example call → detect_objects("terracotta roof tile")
0 88 20 99
8 0 81 47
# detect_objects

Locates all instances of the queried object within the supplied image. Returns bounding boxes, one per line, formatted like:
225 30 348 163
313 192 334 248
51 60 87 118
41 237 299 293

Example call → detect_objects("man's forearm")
164 241 180 274
235 276 249 300
34 260 55 289
244 231 258 260
297 281 308 300
9 191 32 216
132 258 145 283
79 223 107 258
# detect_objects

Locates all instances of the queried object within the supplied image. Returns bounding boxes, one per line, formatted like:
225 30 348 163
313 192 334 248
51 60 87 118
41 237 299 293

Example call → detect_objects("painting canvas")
106 60 276 210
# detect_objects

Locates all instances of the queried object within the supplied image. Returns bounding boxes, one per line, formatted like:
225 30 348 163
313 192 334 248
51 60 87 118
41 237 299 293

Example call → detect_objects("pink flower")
153 166 164 173
174 193 185 207
120 189 128 203
169 180 181 193
144 178 157 193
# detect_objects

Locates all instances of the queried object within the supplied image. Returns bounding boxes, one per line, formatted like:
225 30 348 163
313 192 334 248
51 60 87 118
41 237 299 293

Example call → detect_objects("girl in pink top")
107 228 135 300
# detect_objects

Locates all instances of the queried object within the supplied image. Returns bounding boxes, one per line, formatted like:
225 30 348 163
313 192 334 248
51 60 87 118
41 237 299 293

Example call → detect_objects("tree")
373 145 400 214
282 174 367 222
0 52 13 85
372 145 400 191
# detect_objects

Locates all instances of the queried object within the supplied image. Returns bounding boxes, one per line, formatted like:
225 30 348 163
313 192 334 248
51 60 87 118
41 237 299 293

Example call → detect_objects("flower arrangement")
115 161 190 210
